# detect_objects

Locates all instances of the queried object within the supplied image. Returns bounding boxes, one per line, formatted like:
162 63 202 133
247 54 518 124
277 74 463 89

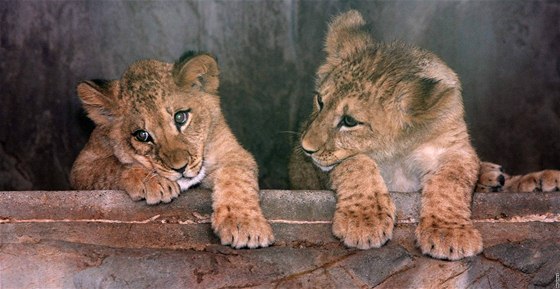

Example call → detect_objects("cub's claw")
416 222 482 260
332 201 395 250
120 168 180 205
212 207 274 249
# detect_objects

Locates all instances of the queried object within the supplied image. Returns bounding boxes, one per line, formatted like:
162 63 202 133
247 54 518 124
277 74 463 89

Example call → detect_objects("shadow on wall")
0 0 559 190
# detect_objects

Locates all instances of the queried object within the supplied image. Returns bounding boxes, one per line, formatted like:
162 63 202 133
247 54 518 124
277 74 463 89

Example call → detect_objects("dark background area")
1 0 559 190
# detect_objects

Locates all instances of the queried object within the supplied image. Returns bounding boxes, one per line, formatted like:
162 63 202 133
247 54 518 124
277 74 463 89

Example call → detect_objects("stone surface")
1 190 560 288
485 239 560 288
1 1 559 191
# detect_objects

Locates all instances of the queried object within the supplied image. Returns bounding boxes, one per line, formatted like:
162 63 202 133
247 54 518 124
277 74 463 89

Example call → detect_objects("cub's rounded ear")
325 10 373 61
173 53 220 94
76 79 118 126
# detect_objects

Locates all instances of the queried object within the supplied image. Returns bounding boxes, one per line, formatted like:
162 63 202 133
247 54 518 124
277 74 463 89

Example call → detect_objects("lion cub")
477 162 560 193
289 11 482 260
71 52 274 249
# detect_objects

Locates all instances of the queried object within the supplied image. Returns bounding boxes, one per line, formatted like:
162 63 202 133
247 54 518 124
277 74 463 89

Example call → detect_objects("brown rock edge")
1 190 559 289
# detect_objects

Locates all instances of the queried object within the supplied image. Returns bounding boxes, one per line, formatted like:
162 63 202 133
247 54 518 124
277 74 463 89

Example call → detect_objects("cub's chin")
315 162 335 172
177 166 206 191
310 158 335 172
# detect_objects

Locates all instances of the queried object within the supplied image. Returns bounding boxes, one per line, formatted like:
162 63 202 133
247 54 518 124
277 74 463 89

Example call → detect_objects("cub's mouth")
155 157 206 191
311 158 335 172
177 165 206 191
305 152 338 172
306 149 355 172
183 159 204 179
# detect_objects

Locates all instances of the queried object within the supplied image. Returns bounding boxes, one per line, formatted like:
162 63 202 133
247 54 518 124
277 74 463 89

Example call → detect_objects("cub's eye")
315 93 324 111
174 110 189 126
340 115 359 128
132 130 152 142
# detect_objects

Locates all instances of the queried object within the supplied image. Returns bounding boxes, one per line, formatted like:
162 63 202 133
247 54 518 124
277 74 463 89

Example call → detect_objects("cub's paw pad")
121 169 180 205
212 208 274 249
332 204 395 250
415 223 482 260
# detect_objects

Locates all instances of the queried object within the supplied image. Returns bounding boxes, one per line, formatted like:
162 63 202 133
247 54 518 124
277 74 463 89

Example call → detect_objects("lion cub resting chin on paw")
289 10 482 260
71 51 274 249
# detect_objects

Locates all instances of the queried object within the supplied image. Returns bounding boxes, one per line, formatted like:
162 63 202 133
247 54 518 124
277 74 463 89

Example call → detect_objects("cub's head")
300 10 462 170
77 52 220 182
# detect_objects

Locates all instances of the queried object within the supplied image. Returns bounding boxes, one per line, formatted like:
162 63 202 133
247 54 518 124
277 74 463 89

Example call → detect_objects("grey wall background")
1 0 559 190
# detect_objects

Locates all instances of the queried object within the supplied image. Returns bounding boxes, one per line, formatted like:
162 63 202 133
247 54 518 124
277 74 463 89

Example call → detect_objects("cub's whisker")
277 131 301 136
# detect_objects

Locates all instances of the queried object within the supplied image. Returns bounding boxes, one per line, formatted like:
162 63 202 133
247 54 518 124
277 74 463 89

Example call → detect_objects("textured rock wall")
1 0 559 190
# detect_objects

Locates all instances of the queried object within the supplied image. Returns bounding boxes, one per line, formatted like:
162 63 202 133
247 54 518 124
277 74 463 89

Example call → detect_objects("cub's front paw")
539 170 560 192
212 206 274 249
121 168 180 205
476 162 507 192
332 202 395 250
416 222 482 260
516 170 560 192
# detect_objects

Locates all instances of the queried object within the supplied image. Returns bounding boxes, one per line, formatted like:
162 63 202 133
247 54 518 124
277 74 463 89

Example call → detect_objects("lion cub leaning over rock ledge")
290 10 482 260
71 51 274 249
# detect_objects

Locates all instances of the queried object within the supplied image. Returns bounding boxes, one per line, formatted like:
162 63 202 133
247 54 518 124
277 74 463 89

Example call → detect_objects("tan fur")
289 11 482 260
71 52 274 249
476 162 560 193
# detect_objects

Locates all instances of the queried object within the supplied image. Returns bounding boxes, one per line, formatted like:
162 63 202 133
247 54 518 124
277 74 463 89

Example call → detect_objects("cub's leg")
329 154 396 249
70 136 180 205
211 150 274 249
416 151 482 260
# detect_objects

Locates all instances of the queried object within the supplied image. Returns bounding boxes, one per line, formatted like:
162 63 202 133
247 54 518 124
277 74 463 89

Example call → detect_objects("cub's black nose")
498 174 505 186
174 165 187 174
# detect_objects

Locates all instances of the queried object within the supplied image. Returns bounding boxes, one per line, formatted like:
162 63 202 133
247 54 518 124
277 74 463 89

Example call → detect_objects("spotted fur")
289 10 482 260
71 52 274 249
